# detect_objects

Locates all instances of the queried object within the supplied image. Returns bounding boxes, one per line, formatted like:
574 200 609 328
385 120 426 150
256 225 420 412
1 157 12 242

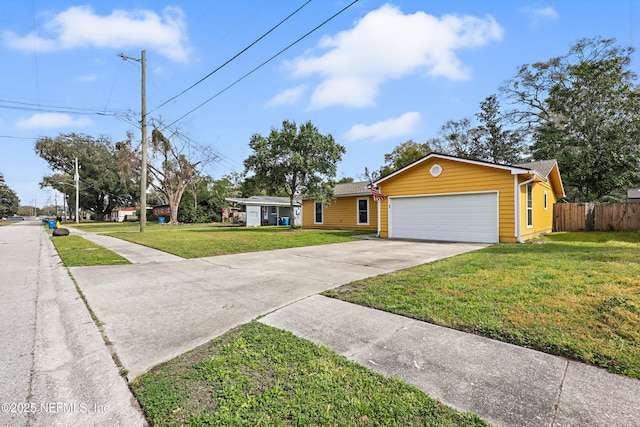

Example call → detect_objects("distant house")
109 207 137 222
225 196 301 227
152 205 171 218
627 189 640 203
301 181 378 232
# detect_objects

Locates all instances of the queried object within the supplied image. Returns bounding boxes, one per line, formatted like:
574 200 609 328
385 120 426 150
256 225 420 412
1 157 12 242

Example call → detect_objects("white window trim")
544 190 548 210
526 184 533 228
314 201 323 224
356 197 369 225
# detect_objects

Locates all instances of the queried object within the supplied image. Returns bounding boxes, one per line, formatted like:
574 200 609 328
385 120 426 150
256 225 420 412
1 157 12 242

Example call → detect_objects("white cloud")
77 74 98 82
266 86 307 107
345 112 421 142
287 4 503 109
3 5 191 62
520 6 559 27
15 113 92 130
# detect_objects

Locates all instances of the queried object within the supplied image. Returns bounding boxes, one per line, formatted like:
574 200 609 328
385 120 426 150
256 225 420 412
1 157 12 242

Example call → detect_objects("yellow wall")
518 177 556 241
302 157 561 242
377 157 518 242
302 196 378 231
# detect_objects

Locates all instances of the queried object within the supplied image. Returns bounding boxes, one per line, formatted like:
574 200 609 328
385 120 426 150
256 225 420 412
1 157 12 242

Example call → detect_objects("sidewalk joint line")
550 360 570 426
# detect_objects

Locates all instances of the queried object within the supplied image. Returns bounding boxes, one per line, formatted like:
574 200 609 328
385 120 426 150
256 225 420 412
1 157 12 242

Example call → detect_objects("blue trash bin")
158 217 165 224
47 220 57 229
282 217 289 226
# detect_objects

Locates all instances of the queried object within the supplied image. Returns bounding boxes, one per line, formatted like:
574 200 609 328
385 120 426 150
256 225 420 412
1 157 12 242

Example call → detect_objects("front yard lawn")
324 232 640 379
100 225 372 258
131 322 488 427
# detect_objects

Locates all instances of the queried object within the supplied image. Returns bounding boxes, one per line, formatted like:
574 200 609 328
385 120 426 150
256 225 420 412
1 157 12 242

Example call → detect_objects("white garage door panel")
390 193 498 243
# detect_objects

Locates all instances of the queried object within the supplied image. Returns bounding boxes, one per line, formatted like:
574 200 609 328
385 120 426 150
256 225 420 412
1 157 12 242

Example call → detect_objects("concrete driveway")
70 239 486 380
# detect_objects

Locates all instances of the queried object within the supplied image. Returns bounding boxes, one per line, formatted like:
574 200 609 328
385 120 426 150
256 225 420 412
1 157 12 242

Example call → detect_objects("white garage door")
389 192 498 243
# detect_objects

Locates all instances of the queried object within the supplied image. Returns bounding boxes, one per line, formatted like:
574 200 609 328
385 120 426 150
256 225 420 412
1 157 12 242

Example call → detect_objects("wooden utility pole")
120 50 148 232
74 157 79 223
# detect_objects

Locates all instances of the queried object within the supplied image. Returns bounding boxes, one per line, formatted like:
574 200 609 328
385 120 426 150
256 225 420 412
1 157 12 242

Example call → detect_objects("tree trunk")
289 196 296 229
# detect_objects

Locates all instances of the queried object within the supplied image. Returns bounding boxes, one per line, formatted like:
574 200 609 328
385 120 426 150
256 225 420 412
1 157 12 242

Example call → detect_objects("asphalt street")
0 221 146 427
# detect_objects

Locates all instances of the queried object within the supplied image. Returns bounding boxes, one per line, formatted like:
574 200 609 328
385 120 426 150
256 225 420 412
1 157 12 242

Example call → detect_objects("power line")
0 135 37 140
149 0 312 114
162 0 359 130
0 99 125 116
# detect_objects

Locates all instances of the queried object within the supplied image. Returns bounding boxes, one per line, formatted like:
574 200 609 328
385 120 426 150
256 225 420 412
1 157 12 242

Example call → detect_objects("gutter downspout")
376 198 381 237
516 174 536 243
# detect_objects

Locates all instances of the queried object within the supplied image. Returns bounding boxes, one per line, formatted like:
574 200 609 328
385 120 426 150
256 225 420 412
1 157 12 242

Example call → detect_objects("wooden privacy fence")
554 203 640 232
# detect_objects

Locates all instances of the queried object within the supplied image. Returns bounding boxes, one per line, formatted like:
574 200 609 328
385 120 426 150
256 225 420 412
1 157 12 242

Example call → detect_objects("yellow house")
374 153 565 243
302 181 378 231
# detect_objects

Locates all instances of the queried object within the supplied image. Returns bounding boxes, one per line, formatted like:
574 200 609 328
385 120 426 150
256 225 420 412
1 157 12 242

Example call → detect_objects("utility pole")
75 158 79 223
62 182 66 220
119 50 147 232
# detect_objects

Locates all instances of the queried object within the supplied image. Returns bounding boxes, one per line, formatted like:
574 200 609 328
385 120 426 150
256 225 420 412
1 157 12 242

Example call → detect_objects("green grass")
67 222 372 258
131 322 488 427
323 232 640 379
50 234 130 266
99 225 370 258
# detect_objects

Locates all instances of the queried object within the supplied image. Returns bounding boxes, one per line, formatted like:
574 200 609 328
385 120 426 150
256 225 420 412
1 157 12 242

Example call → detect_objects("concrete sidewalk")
260 295 640 427
68 227 182 263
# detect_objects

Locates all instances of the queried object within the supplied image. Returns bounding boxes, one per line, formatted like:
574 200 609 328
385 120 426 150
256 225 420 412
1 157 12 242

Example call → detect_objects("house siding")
518 177 556 241
302 196 377 230
378 158 517 242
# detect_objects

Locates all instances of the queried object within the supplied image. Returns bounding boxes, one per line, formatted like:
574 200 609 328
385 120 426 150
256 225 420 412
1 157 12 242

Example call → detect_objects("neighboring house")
109 207 137 222
152 205 171 218
225 196 302 227
627 188 640 203
301 181 378 232
373 153 565 243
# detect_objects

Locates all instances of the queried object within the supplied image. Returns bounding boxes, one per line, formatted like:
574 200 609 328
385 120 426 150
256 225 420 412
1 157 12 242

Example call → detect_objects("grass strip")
50 234 130 266
132 322 488 426
324 232 640 379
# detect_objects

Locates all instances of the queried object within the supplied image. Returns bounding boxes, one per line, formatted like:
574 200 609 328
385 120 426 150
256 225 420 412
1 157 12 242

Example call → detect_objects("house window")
544 191 548 210
526 184 533 228
357 198 369 225
314 201 323 224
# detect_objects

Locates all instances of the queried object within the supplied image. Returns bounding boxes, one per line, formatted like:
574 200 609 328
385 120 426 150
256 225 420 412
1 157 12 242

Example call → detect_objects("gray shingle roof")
516 160 557 178
225 196 300 206
334 181 371 197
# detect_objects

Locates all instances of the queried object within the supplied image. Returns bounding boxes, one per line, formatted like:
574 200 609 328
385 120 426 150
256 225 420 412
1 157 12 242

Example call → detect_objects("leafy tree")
431 118 482 159
18 205 41 216
0 173 19 217
35 133 137 219
244 120 345 229
502 37 640 200
179 175 234 223
336 177 355 184
430 96 525 164
378 140 431 177
474 94 526 164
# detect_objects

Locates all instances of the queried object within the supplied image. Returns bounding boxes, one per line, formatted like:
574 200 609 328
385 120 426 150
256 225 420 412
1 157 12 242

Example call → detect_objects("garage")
389 192 499 243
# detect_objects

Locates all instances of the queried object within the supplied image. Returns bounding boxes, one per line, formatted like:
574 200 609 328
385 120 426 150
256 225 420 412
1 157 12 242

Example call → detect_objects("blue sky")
1 1 638 209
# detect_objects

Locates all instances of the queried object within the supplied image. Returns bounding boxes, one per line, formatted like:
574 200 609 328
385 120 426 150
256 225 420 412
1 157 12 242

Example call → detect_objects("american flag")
370 182 387 202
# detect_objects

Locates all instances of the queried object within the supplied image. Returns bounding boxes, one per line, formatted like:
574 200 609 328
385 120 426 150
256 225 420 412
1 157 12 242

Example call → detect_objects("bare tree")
117 124 219 224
